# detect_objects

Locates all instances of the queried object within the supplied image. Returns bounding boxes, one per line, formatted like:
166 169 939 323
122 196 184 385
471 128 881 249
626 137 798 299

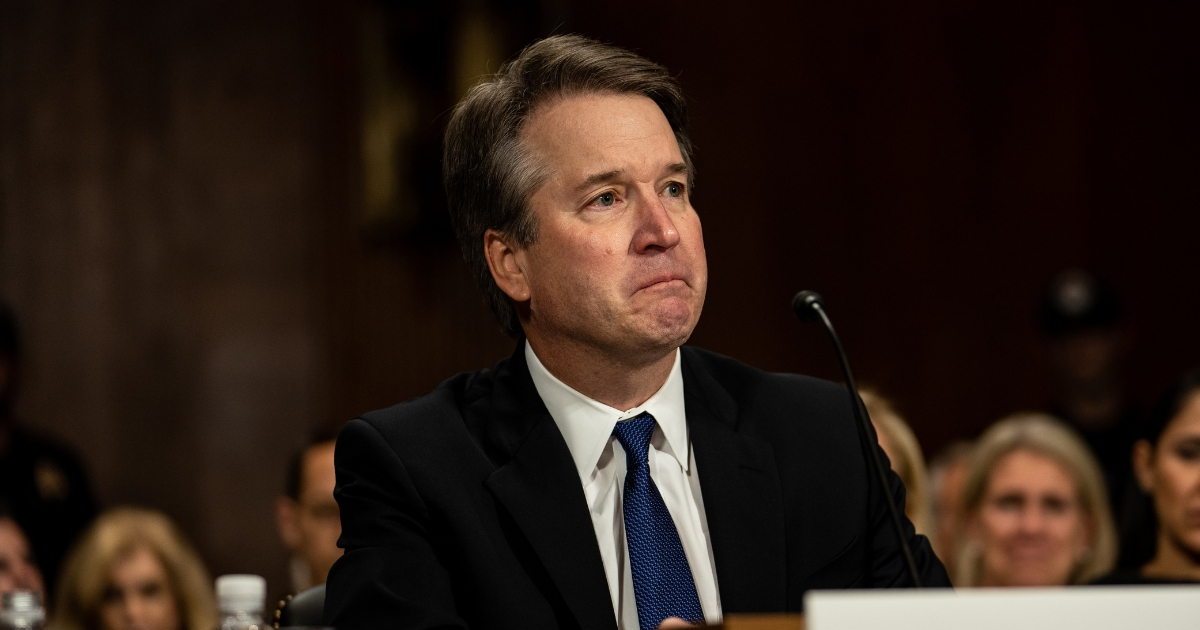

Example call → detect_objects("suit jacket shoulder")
679 346 949 599
326 343 949 630
328 346 616 630
681 345 853 424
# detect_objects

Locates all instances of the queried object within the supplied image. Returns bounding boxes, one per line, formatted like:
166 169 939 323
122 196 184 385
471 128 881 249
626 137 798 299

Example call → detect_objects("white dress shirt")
525 344 722 629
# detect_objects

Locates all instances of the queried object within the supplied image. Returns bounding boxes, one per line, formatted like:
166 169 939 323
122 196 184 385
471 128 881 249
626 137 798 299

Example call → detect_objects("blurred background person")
0 501 44 599
52 508 215 630
0 302 98 596
275 428 341 593
957 413 1116 586
1039 269 1154 567
927 441 973 581
861 388 932 536
1097 367 1200 584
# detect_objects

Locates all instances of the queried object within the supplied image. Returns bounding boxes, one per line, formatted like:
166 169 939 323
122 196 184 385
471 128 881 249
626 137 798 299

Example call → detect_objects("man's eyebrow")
575 163 690 191
664 162 689 176
576 170 622 191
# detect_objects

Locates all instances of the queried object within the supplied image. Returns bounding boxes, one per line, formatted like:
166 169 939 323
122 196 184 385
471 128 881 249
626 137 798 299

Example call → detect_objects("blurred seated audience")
1095 367 1200 584
861 388 932 535
0 501 44 599
0 301 99 595
52 508 215 630
928 440 973 581
275 427 342 592
957 413 1116 586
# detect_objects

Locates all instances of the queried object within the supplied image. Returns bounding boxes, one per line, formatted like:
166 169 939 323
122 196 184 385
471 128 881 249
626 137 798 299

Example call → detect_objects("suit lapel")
476 341 616 630
683 349 788 613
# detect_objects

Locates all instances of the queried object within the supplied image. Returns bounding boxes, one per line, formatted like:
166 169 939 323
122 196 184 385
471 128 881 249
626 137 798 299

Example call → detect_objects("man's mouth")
637 274 686 291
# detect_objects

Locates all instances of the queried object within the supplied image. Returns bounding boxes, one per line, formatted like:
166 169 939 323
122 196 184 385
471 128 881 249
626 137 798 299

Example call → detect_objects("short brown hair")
53 508 216 630
443 34 694 337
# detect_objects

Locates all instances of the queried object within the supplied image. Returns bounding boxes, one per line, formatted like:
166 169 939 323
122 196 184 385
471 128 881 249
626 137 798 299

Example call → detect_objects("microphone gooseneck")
791 290 923 587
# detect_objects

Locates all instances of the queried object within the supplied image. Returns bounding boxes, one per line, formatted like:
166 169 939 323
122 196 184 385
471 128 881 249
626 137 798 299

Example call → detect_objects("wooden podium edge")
700 613 805 630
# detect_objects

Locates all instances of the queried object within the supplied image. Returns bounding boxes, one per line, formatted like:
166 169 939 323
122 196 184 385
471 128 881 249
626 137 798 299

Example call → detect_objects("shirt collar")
525 343 688 484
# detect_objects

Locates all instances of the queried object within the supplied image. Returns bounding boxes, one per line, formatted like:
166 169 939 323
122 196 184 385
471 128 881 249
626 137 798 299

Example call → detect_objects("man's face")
276 441 342 587
513 93 707 361
1049 328 1123 389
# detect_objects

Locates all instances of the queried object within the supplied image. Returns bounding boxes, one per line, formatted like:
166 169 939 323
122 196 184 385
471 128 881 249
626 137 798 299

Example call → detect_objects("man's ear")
276 496 301 550
484 229 531 302
1132 439 1154 493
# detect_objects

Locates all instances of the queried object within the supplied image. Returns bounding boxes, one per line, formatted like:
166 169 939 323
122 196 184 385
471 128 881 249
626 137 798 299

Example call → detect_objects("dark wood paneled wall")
0 0 336 594
566 0 1200 454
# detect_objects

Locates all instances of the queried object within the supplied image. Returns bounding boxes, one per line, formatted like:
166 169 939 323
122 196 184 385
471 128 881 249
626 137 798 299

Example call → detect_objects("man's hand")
657 618 697 629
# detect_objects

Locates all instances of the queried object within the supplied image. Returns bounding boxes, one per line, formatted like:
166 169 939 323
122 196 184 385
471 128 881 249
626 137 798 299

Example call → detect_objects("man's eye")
1176 444 1200 461
665 183 683 198
595 192 615 207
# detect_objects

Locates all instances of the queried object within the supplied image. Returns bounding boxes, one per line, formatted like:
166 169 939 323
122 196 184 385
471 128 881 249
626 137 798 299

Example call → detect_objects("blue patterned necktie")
612 413 705 630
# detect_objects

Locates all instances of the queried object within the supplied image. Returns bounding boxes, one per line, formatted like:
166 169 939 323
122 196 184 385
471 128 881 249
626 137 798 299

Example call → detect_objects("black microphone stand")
792 290 923 587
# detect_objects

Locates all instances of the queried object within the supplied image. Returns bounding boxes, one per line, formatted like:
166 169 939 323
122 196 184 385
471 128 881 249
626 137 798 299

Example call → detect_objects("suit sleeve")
324 418 469 630
864 441 952 587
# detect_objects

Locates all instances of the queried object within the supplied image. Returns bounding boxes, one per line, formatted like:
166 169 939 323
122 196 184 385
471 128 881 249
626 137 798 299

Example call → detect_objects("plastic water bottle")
215 574 267 630
0 591 44 630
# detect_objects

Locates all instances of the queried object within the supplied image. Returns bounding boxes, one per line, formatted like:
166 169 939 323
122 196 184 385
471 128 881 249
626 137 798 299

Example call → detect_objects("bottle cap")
0 591 45 625
215 574 266 613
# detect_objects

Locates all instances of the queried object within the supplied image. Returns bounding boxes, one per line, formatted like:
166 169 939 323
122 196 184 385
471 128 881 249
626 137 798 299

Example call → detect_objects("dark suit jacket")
325 342 949 630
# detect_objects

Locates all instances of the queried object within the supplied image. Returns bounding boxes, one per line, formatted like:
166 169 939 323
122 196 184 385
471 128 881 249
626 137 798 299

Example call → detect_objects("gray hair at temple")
443 34 694 338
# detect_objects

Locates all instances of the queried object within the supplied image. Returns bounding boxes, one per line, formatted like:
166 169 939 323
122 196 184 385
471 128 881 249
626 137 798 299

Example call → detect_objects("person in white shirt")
527 346 720 627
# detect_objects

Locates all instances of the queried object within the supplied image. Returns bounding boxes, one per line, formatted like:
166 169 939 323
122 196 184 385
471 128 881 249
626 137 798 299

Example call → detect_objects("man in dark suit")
325 35 949 630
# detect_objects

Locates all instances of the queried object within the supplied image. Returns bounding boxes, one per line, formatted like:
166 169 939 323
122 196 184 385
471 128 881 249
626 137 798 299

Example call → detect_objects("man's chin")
628 313 698 355
647 296 699 331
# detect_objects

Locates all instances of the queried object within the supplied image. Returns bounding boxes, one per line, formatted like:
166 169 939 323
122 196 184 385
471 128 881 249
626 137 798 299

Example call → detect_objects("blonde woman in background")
53 508 215 630
956 414 1117 586
861 388 932 536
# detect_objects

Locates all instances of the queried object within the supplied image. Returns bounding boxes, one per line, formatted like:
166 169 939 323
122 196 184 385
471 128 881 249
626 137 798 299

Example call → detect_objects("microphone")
791 290 923 587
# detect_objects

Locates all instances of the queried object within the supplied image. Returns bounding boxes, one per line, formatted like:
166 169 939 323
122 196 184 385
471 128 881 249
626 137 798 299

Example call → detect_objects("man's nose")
631 191 681 253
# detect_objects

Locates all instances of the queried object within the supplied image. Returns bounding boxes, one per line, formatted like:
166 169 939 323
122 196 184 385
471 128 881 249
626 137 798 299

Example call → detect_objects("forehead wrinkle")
521 93 686 202
575 169 623 191
574 160 687 192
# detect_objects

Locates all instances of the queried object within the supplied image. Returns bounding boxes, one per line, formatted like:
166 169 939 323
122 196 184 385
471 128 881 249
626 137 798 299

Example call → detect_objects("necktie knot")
613 412 656 467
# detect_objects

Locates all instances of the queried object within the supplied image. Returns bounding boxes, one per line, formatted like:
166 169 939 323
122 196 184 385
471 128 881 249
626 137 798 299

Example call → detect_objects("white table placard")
806 585 1200 630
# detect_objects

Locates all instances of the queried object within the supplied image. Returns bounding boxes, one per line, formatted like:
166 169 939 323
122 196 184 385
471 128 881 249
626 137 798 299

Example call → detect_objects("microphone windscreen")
792 290 824 322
